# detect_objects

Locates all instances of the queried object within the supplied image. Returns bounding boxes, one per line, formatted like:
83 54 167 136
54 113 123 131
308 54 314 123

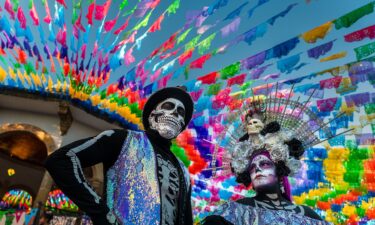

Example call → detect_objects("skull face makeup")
148 98 186 139
246 117 265 135
249 154 278 191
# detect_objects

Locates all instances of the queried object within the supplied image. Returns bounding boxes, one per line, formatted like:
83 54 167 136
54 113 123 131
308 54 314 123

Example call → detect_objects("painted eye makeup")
260 160 274 169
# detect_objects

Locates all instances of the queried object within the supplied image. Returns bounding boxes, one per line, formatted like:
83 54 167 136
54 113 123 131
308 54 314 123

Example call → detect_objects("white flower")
286 158 301 176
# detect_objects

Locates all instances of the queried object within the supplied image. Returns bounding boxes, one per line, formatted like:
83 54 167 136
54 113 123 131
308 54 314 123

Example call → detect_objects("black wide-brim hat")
142 86 194 131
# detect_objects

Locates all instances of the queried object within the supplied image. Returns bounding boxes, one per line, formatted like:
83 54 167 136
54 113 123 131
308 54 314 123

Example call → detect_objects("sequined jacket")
106 130 192 225
45 129 193 225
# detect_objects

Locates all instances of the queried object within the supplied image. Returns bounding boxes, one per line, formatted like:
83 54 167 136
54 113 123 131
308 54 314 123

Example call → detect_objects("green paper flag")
177 28 192 44
334 2 375 29
167 0 180 15
120 0 128 10
220 62 241 79
133 11 152 31
198 33 216 55
185 35 202 51
364 103 375 114
354 41 375 60
206 83 222 95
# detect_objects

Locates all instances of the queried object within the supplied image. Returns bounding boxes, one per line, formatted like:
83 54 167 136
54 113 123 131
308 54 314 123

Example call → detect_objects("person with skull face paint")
45 87 194 225
201 108 331 225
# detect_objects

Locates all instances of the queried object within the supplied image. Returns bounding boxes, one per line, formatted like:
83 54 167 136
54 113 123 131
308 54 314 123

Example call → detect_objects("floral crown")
211 84 352 177
230 126 302 176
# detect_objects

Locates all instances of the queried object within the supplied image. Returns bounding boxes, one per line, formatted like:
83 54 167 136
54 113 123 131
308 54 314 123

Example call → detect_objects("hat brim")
142 87 194 131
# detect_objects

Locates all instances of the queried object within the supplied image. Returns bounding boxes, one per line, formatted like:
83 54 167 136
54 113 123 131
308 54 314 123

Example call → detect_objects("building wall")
0 108 102 149
0 106 113 204
0 153 44 200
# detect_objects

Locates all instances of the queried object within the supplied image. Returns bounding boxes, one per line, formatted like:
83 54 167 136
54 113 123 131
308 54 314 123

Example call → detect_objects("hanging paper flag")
220 62 240 79
248 0 269 18
104 16 119 32
261 73 280 81
354 41 375 60
320 76 343 89
157 73 173 89
198 23 217 35
336 77 357 95
355 133 375 145
241 23 267 45
95 0 112 20
135 33 148 49
185 35 201 51
307 40 335 59
249 64 270 79
134 2 150 18
198 33 216 55
277 54 300 73
317 97 338 112
177 28 192 44
301 22 332 43
150 68 162 83
206 82 222 95
166 0 181 15
241 51 266 70
197 72 218 84
149 14 165 32
178 49 193 65
86 2 95 25
56 0 67 8
160 49 179 60
203 0 229 17
320 51 347 62
267 3 298 25
146 0 161 9
17 7 27 29
350 72 370 86
5 0 15 20
268 37 300 59
224 2 248 20
190 54 211 69
345 92 371 107
30 2 39 26
159 33 177 53
253 83 273 95
344 25 375 42
114 17 130 35
349 60 374 75
161 60 175 75
227 73 246 86
124 47 135 66
334 2 375 30
190 89 203 101
221 18 241 37
133 11 152 31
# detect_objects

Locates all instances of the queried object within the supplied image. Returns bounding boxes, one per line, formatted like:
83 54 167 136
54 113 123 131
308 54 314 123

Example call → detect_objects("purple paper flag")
307 40 335 59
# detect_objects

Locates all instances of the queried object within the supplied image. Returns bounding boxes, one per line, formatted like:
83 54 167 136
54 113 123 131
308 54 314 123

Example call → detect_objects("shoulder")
201 215 233 225
236 197 256 207
300 205 323 221
102 129 128 138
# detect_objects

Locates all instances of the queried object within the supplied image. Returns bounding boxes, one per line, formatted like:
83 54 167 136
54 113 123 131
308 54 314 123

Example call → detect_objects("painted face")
249 154 278 191
148 98 185 139
246 116 264 135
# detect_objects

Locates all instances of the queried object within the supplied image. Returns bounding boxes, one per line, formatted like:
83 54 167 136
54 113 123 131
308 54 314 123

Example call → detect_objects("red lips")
255 174 265 179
